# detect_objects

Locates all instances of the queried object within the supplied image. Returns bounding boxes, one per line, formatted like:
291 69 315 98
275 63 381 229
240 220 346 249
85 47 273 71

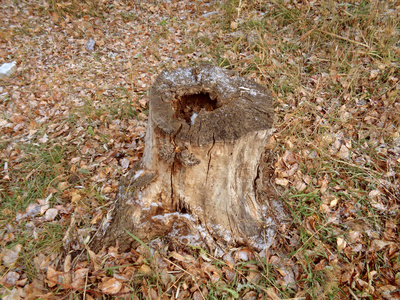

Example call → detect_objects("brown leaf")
222 253 235 268
70 191 82 203
347 231 361 243
266 287 281 300
235 248 254 261
87 249 101 271
138 264 152 275
193 291 203 300
170 251 194 262
369 240 391 252
57 181 69 191
46 266 59 288
99 278 122 295
223 266 235 282
71 268 89 289
337 237 347 251
1 244 22 267
0 271 20 287
338 144 350 159
275 178 289 187
64 254 71 272
44 208 58 221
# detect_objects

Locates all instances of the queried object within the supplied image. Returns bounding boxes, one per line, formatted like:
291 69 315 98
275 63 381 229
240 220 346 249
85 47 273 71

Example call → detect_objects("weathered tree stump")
93 64 284 253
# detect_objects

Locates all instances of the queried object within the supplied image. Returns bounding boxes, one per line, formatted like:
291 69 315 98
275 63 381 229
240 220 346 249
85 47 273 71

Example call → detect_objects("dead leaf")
338 144 350 159
46 266 59 288
230 21 238 30
0 271 20 287
50 12 59 22
275 178 289 186
193 291 203 300
139 264 152 275
44 208 58 221
330 198 339 208
369 69 379 80
99 278 122 294
120 158 130 169
337 237 347 251
87 249 101 271
347 231 361 243
294 179 307 191
369 240 391 252
71 268 89 289
70 191 82 203
64 254 71 272
235 248 254 261
223 266 235 282
266 287 281 300
58 181 69 191
1 244 22 267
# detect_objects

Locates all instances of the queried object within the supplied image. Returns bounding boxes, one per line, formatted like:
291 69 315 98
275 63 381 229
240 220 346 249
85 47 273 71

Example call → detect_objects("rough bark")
92 64 285 253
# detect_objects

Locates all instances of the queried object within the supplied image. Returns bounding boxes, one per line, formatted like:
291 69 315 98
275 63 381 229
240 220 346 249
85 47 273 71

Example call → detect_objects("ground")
0 0 399 299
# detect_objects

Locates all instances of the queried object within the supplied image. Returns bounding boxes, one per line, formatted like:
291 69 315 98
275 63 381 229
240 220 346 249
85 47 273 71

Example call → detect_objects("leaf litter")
0 0 400 299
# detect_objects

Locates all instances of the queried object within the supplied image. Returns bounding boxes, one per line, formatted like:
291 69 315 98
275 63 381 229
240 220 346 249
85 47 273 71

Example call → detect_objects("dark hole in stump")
173 92 220 124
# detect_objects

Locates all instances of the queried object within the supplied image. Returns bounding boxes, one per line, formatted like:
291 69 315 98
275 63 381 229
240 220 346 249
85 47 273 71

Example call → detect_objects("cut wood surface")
93 64 286 253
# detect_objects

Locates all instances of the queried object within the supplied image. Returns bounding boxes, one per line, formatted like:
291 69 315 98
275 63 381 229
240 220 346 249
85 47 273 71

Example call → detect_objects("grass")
1 0 399 298
0 143 68 282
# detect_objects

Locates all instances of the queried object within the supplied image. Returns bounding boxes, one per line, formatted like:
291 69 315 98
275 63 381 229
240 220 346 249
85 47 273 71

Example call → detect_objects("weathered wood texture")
93 64 285 253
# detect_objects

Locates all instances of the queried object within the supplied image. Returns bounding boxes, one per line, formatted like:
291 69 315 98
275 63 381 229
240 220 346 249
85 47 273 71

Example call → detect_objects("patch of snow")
202 11 217 18
152 212 195 222
85 38 96 51
160 66 239 96
0 61 16 79
248 89 261 97
240 86 262 97
190 112 198 125
133 170 144 180
142 201 159 211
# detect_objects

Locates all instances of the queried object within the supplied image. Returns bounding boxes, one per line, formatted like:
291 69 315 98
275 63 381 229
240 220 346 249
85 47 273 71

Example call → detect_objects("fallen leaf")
99 278 122 294
70 191 82 203
330 198 339 208
347 231 361 243
266 287 281 300
230 21 238 30
58 181 69 191
338 144 350 159
235 248 254 261
120 158 130 169
337 237 347 251
44 208 58 221
369 240 391 252
139 264 152 275
46 266 59 288
64 254 71 273
71 268 89 289
0 271 20 287
1 244 22 267
275 178 289 186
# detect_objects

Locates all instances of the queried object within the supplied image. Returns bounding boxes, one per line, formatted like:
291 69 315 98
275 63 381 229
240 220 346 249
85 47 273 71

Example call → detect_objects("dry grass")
1 0 399 299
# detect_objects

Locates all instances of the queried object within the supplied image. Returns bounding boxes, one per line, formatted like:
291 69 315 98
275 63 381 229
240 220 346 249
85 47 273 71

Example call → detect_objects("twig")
292 220 331 258
83 271 89 300
348 288 360 300
317 29 370 49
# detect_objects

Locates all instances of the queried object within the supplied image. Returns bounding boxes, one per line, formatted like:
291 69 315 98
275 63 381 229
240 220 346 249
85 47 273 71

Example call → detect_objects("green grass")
1 0 399 298
0 143 68 268
1 144 65 216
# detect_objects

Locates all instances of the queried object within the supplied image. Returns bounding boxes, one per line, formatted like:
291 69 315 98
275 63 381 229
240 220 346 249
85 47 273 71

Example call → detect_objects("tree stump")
93 64 284 253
